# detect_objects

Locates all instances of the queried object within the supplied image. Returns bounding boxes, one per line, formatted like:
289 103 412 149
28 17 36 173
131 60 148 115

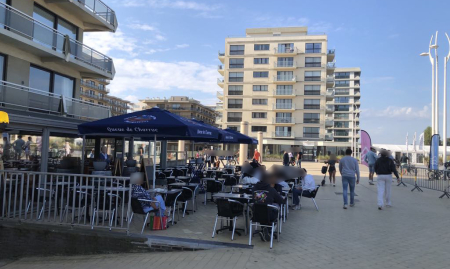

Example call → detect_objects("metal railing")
274 47 299 54
77 0 117 28
217 78 224 84
326 75 335 82
81 81 110 93
0 171 131 232
328 49 335 54
274 117 295 123
273 131 294 137
217 91 223 98
274 61 296 68
273 103 295 109
273 75 296 82
327 62 336 68
0 2 114 74
218 65 224 70
274 88 294 95
218 51 225 57
326 105 335 112
399 167 450 197
0 80 110 120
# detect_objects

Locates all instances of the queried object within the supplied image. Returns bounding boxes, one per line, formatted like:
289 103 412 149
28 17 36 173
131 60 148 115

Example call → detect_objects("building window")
253 85 268 91
252 126 267 132
334 121 349 128
305 71 321 81
230 45 245 55
304 127 320 138
304 99 320 109
229 72 244 82
254 44 269 51
335 89 350 95
228 85 243 95
276 99 292 109
305 43 322 53
29 65 75 98
335 80 350 87
252 99 268 105
305 57 321 67
228 99 243 109
275 112 292 123
277 43 294 53
252 112 267 118
253 71 269 78
335 97 349 103
254 58 269 64
275 126 291 137
227 112 242 122
0 54 5 81
33 4 78 45
276 85 293 95
335 130 349 136
277 57 294 67
335 138 349 142
227 125 240 131
335 72 350 79
277 71 293 81
229 58 244 68
335 105 350 111
335 113 349 119
304 113 320 123
304 85 321 95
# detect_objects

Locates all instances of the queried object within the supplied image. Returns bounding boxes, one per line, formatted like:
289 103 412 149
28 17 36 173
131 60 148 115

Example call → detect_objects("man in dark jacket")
374 150 400 210
252 172 285 241
282 151 289 166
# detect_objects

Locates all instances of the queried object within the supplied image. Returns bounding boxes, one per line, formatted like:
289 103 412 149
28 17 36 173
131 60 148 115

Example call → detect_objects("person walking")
253 148 261 163
364 147 378 185
24 137 32 160
296 150 303 167
282 151 289 166
12 135 25 160
326 154 338 186
338 148 360 209
374 149 399 210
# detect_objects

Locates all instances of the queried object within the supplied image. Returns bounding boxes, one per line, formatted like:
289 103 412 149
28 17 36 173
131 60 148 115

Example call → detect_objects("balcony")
97 78 110 85
326 75 335 84
217 78 224 88
273 103 295 110
45 0 117 32
326 105 335 113
273 131 295 138
217 65 224 75
216 117 222 124
325 134 334 141
273 75 297 84
0 80 110 120
217 91 223 100
274 61 297 69
326 62 336 69
0 3 115 79
327 49 335 61
273 117 295 124
274 47 299 55
273 88 295 96
325 119 334 127
218 51 225 63
81 81 110 93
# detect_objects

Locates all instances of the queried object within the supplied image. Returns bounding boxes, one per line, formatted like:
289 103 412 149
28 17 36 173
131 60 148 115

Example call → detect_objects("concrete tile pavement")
3 162 450 269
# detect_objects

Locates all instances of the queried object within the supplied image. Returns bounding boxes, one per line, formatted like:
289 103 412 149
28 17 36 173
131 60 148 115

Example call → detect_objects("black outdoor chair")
249 190 281 249
129 198 163 234
165 191 182 225
176 187 194 217
300 185 320 211
204 179 223 204
223 176 238 192
212 198 245 240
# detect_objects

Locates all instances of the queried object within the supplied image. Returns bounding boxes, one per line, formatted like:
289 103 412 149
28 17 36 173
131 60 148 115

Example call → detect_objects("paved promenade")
3 162 450 269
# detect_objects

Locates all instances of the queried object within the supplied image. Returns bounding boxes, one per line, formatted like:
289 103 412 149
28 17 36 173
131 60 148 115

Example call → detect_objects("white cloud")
122 0 222 17
128 23 158 31
109 59 220 97
123 95 140 104
144 44 189 54
363 105 430 120
83 30 139 56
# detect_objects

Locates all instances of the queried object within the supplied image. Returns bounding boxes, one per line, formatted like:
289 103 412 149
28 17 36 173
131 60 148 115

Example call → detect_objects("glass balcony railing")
0 80 110 120
273 131 294 137
274 47 299 54
275 61 295 68
274 75 296 82
274 117 294 123
275 88 294 95
274 103 295 109
77 0 117 29
0 3 114 75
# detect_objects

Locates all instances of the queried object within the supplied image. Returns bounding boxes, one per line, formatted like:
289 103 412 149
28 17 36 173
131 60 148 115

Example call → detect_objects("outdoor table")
92 171 113 177
147 188 182 201
213 192 253 235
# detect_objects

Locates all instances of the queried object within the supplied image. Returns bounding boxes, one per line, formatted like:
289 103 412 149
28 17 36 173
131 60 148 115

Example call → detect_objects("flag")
413 132 416 151
430 134 440 170
360 130 372 167
406 132 409 153
419 133 424 151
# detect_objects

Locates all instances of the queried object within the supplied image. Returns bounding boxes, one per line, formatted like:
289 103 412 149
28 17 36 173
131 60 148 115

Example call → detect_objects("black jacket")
283 153 289 165
252 181 285 205
375 156 399 178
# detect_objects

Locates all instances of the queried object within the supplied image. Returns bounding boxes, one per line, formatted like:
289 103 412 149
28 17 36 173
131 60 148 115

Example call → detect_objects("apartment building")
80 78 130 116
0 0 117 171
217 27 361 160
140 96 217 126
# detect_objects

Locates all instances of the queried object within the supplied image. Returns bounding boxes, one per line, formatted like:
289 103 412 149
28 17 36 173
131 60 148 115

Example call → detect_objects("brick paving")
3 162 450 269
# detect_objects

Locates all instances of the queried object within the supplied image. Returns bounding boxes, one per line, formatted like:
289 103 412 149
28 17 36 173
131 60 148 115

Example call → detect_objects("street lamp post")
443 33 450 163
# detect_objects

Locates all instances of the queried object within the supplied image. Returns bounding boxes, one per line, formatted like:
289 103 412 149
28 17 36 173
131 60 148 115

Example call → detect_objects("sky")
84 0 450 145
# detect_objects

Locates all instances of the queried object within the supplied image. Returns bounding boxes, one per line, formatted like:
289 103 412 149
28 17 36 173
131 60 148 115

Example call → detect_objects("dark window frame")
252 99 268 105
228 99 243 109
251 126 267 132
305 43 322 53
253 85 268 91
305 57 321 67
305 71 321 81
0 53 6 81
229 58 244 69
254 44 270 51
252 112 267 118
253 71 269 78
304 99 321 109
228 85 243 95
304 85 321 95
254 58 269 64
34 3 79 41
30 64 75 97
303 127 320 138
229 72 244 82
303 113 320 123
230 45 245 55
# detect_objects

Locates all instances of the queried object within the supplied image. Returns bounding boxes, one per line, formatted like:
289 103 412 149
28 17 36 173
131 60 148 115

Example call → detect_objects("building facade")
0 0 117 171
217 27 361 160
80 79 130 116
140 96 217 126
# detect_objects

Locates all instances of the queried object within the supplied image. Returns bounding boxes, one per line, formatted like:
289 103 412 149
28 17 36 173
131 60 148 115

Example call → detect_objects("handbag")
149 216 167 230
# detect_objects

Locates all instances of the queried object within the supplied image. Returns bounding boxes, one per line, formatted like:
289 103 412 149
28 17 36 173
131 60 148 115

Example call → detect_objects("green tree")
424 126 432 145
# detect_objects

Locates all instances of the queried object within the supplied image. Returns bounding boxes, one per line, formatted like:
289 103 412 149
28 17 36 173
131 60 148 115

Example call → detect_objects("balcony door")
0 54 4 81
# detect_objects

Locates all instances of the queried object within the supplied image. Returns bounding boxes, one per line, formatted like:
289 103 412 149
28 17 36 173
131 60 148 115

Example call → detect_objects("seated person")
292 168 316 210
99 146 111 165
130 173 165 216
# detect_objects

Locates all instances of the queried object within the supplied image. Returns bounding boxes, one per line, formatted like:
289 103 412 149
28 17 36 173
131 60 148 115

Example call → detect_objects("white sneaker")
343 205 348 209
369 181 375 185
